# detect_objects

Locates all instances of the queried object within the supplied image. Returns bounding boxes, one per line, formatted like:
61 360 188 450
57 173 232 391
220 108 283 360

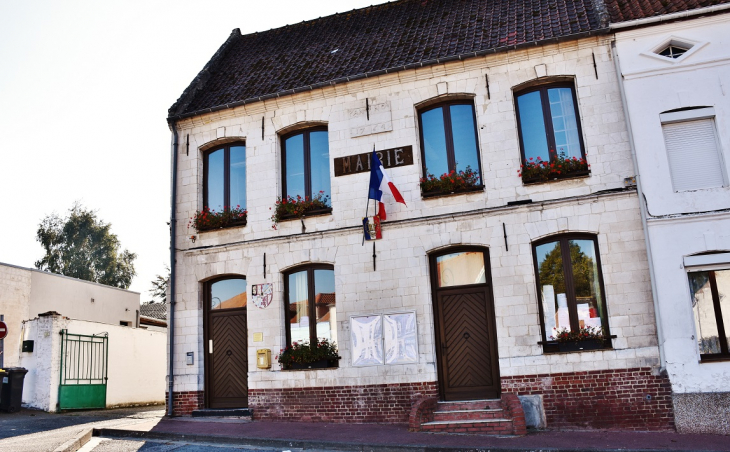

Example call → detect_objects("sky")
0 0 387 299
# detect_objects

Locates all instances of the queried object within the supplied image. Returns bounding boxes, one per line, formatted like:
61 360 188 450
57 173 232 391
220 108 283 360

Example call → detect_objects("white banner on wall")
350 311 418 367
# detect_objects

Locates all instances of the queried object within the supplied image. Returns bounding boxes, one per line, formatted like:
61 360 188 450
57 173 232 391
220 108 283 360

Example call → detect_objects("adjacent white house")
0 262 166 411
612 4 730 435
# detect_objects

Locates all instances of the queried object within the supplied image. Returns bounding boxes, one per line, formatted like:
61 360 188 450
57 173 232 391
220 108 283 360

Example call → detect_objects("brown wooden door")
207 309 248 408
204 277 248 409
436 287 500 400
431 248 500 401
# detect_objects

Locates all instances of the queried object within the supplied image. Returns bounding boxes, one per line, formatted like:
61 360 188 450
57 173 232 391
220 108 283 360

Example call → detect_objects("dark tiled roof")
140 302 167 321
169 0 606 118
606 0 730 22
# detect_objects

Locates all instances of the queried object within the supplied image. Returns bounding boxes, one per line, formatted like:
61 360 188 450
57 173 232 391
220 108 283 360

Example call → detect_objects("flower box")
276 338 340 371
271 192 331 229
519 152 590 184
190 206 247 232
420 166 482 199
284 359 338 370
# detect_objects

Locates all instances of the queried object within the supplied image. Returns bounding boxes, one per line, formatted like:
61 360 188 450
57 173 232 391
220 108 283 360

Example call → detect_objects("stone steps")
409 394 526 436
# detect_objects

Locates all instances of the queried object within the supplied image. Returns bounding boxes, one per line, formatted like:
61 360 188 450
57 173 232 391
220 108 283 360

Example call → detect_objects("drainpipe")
611 41 666 371
167 120 179 416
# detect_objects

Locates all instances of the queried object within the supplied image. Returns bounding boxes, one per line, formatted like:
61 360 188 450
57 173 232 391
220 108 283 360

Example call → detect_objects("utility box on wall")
22 340 34 353
256 349 271 369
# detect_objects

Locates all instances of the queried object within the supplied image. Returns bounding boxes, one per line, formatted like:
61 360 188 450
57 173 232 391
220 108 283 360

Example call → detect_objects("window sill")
540 338 612 354
522 170 590 185
196 219 247 233
421 185 485 199
699 354 730 363
277 207 332 222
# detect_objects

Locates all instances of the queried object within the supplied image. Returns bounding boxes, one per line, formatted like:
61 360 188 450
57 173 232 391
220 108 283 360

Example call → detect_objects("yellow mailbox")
256 349 271 369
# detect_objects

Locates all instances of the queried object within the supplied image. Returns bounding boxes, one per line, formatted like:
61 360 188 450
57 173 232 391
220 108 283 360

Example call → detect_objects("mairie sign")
334 146 413 177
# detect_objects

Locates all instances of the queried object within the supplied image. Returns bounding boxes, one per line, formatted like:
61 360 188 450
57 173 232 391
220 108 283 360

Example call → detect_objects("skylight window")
657 44 689 59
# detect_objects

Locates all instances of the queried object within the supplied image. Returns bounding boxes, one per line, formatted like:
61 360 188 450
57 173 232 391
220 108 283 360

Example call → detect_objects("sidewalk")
95 416 730 452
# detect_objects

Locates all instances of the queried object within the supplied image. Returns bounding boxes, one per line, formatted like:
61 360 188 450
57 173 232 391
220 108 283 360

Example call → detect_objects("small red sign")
0 321 7 340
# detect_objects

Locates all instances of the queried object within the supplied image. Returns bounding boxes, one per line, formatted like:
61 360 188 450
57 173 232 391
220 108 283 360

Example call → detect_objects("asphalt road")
0 406 165 452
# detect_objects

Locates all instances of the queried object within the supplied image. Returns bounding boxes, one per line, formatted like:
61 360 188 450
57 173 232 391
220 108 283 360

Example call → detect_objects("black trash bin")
0 367 28 413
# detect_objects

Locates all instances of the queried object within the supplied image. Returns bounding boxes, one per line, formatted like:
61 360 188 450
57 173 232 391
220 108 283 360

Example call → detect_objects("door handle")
441 342 447 350
209 340 213 354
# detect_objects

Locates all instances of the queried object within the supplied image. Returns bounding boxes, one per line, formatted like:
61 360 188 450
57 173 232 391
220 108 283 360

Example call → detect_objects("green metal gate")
58 330 108 410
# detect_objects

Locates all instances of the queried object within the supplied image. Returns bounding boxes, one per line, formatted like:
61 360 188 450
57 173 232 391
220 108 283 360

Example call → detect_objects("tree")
538 241 595 297
147 265 170 304
35 203 137 289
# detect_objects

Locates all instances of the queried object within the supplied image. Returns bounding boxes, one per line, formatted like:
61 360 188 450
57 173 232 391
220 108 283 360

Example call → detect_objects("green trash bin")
0 367 28 413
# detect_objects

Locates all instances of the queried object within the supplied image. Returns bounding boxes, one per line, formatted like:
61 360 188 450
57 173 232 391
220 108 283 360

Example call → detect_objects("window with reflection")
284 265 336 346
515 84 585 166
533 235 609 344
210 277 247 310
204 143 246 212
435 251 486 287
281 128 331 203
418 101 482 185
688 269 730 360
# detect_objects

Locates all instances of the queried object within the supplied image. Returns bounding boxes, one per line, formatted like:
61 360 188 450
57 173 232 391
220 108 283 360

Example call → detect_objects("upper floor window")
533 234 610 351
688 269 730 360
660 107 726 192
418 101 482 195
515 84 587 182
284 265 336 347
204 143 246 211
281 128 331 202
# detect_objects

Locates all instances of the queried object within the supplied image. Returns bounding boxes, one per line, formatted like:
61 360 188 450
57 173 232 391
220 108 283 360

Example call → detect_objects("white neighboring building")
0 262 166 411
0 262 140 368
612 6 730 434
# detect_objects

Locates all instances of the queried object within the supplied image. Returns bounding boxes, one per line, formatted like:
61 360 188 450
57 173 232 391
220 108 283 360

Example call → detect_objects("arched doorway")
429 247 500 400
203 276 248 408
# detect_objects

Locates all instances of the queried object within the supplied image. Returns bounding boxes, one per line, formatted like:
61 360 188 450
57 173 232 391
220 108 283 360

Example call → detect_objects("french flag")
368 149 406 220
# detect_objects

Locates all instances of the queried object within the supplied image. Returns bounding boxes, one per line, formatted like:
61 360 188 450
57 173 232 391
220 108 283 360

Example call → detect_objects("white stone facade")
171 35 661 397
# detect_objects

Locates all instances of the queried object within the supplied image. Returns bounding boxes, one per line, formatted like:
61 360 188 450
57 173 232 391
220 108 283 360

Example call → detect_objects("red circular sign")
0 321 7 340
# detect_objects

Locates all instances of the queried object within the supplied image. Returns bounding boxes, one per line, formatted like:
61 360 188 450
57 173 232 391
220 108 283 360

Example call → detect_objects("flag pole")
362 145 375 246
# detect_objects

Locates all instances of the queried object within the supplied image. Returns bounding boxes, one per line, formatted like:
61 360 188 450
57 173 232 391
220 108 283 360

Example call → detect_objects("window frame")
283 264 335 347
202 141 247 213
687 269 730 362
417 100 484 191
514 82 587 168
280 126 330 202
531 233 612 349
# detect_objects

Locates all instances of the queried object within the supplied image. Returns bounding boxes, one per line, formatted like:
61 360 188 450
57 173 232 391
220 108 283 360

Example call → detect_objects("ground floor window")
533 234 610 348
688 269 730 360
284 265 336 346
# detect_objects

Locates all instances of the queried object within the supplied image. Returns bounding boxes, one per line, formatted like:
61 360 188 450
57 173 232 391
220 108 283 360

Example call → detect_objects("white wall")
615 14 730 393
0 263 32 368
19 314 165 411
29 270 139 326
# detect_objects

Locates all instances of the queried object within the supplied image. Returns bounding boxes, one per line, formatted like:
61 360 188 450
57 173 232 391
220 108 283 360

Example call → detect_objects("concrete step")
435 399 502 412
421 418 515 435
433 408 504 422
191 408 253 418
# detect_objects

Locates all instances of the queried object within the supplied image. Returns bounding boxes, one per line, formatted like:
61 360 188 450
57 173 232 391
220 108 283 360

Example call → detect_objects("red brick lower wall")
249 382 439 423
501 367 674 430
166 390 204 416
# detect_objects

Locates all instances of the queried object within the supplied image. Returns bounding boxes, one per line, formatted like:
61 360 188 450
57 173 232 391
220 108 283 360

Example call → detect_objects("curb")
92 428 713 452
54 428 93 452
